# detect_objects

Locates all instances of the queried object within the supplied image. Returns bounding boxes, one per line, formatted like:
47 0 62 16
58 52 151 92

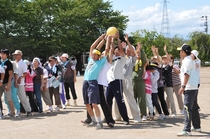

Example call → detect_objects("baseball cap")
191 50 199 59
48 56 57 61
92 49 101 55
12 50 23 55
1 49 9 55
61 53 69 59
177 44 192 55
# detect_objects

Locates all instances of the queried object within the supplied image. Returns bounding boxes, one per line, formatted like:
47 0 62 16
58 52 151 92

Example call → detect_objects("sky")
104 0 210 39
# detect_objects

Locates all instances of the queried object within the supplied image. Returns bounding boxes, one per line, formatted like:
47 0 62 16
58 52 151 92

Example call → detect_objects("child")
142 61 154 121
150 61 166 120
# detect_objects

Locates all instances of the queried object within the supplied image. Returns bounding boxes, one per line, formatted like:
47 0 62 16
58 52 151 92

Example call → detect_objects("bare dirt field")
0 67 210 139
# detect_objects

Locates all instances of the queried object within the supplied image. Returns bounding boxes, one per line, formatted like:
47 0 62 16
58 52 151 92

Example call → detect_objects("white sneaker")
142 116 147 121
15 111 20 117
171 114 176 118
177 131 192 136
191 127 202 132
134 119 141 123
180 110 185 115
114 117 121 121
54 107 60 111
158 114 166 120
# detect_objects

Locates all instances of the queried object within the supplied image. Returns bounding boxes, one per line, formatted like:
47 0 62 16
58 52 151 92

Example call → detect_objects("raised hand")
124 34 129 42
164 45 167 52
151 45 156 52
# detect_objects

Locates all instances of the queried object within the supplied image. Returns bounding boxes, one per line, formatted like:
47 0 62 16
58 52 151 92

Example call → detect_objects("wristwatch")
181 85 186 89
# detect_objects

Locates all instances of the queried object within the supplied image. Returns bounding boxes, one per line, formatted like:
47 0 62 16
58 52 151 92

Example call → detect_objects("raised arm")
164 45 172 63
124 34 135 57
115 32 124 56
151 46 161 64
89 34 105 57
108 37 115 64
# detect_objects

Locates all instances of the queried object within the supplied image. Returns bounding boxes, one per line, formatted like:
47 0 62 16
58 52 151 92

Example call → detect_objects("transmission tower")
201 15 208 34
161 0 170 38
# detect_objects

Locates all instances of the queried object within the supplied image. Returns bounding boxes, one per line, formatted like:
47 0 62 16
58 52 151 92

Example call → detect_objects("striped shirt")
172 65 181 86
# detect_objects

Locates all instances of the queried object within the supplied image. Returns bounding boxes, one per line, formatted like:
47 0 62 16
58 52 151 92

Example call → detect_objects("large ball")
106 27 118 36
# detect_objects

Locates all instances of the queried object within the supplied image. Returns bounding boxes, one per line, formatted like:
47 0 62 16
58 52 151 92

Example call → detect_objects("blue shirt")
84 57 106 81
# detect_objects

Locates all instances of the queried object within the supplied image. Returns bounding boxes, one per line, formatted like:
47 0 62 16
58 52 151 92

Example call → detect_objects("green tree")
188 31 210 62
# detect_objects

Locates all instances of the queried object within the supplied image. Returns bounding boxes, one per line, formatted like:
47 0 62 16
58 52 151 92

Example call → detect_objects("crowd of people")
0 49 78 118
0 32 201 136
81 32 201 136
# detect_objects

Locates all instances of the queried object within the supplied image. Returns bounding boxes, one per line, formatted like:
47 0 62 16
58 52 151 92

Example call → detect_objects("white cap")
191 50 199 59
61 53 69 59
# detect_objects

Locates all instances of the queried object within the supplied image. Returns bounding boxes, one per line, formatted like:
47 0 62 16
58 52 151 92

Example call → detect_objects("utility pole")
201 15 208 34
161 0 170 38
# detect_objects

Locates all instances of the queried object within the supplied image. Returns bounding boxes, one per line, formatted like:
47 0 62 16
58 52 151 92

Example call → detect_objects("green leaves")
0 0 128 60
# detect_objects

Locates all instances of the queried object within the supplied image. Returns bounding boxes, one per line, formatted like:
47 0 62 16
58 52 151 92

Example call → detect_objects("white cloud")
123 3 210 38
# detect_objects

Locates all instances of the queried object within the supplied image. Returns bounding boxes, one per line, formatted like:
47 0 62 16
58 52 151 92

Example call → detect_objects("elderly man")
13 50 32 116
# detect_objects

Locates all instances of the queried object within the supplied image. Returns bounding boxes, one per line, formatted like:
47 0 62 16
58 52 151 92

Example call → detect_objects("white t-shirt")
97 60 111 87
15 59 28 85
107 56 126 83
180 56 198 90
194 59 201 84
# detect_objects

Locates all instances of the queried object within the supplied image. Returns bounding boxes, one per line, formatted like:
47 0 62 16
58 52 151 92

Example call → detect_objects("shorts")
82 80 100 104
0 84 12 102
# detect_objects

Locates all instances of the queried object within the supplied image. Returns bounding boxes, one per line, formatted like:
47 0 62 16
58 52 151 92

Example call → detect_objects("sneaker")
171 114 176 118
87 121 97 127
142 116 147 121
108 122 114 128
72 102 77 107
158 114 166 120
123 120 129 125
114 117 121 121
81 119 92 125
54 107 60 111
62 104 66 109
177 131 192 136
134 119 141 123
27 112 32 116
96 122 103 129
45 109 53 113
149 116 154 121
65 102 70 106
191 127 202 132
15 111 20 117
180 109 185 115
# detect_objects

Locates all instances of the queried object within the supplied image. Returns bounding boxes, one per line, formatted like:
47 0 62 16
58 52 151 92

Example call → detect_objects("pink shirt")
143 71 152 94
25 70 36 92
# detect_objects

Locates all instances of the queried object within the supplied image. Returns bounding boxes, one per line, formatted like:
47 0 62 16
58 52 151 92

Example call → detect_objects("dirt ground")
0 67 210 139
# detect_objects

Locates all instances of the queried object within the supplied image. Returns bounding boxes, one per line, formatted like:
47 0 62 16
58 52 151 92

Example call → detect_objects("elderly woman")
32 57 44 113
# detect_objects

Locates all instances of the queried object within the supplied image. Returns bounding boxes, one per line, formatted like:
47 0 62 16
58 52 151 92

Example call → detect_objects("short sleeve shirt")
107 56 126 83
33 67 43 84
84 56 106 81
2 60 13 84
123 56 137 76
16 59 28 85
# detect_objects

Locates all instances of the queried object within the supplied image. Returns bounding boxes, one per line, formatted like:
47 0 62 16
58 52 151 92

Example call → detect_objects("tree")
188 31 210 62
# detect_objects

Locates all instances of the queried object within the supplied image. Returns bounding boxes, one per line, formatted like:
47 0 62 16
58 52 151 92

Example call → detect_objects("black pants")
85 85 115 124
64 82 77 100
183 90 201 132
26 92 38 112
158 87 169 115
20 92 39 113
0 99 3 115
152 93 162 114
106 80 129 122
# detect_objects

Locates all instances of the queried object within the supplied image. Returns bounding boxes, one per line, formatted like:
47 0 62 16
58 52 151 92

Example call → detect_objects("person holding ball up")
82 34 110 129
